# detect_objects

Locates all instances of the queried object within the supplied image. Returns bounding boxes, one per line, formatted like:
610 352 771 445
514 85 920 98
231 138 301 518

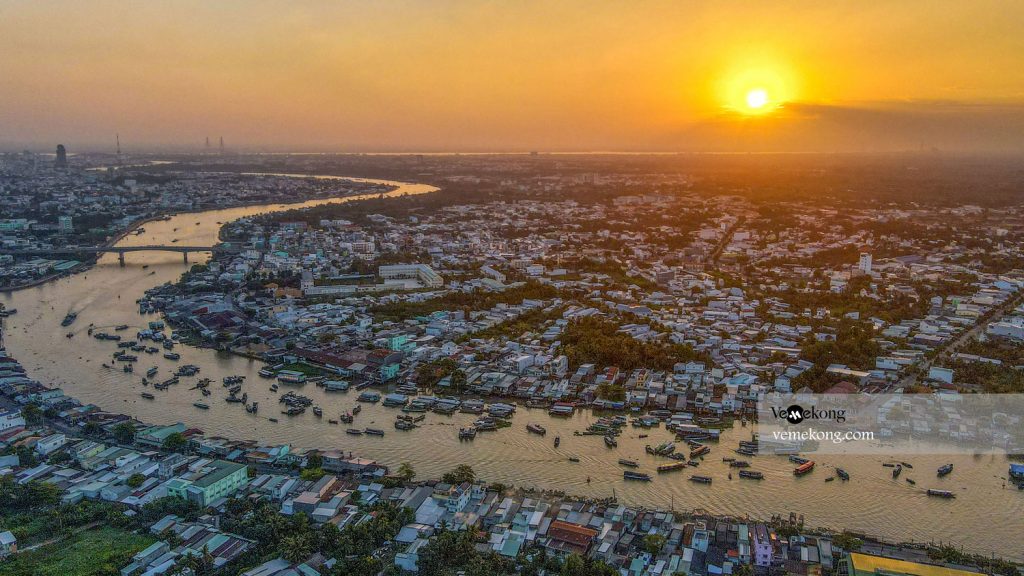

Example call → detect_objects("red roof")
547 520 597 551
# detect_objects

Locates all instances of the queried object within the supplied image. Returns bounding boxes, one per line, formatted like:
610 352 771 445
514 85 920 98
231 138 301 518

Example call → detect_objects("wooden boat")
689 475 713 484
794 461 815 476
618 459 639 468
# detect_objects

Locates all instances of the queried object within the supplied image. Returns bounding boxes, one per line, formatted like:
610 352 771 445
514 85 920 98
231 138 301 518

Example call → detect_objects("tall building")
858 252 872 275
54 144 67 169
58 216 73 234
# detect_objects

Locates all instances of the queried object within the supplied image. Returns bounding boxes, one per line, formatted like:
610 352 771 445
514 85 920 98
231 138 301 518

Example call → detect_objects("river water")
1 175 1021 558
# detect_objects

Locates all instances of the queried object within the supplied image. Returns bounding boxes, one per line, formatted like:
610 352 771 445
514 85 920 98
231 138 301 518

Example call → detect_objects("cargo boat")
937 463 953 477
618 459 639 468
623 471 652 481
527 423 547 436
927 489 955 498
689 475 713 484
738 471 764 480
690 445 710 458
658 462 686 473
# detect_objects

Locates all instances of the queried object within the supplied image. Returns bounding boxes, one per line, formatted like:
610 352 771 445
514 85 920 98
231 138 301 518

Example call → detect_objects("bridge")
0 245 219 266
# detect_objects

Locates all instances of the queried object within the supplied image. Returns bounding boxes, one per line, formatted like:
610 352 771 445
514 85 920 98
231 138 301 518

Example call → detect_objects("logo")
770 404 846 424
785 404 804 424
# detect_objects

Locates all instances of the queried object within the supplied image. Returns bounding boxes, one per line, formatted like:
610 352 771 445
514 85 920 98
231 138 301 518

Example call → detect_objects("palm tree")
280 534 312 565
397 462 415 482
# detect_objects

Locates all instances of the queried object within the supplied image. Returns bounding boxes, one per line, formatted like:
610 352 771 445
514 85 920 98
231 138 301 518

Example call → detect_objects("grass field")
0 527 155 576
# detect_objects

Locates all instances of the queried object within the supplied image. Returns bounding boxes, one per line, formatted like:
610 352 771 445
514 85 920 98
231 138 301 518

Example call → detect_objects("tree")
300 468 325 481
441 464 475 485
83 421 102 437
643 533 666 555
451 369 467 392
113 421 136 445
162 432 187 453
397 462 416 482
280 534 312 564
305 451 323 470
127 473 146 488
733 563 754 576
21 403 42 425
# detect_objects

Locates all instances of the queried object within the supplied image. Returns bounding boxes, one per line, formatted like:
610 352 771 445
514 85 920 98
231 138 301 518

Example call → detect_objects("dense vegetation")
0 527 155 576
558 316 708 371
792 321 882 392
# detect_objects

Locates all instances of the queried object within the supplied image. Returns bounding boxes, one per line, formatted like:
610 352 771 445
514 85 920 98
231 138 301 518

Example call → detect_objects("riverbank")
0 174 397 293
1 344 1019 572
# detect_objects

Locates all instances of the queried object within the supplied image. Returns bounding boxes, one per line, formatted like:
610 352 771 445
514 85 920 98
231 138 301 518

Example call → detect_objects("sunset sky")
2 1 1023 153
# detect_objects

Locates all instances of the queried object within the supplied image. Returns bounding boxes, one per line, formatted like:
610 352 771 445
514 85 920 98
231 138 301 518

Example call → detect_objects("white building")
0 409 25 432
379 264 443 288
858 252 872 275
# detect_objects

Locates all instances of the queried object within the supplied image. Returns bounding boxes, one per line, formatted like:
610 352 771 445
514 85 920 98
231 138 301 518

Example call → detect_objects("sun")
716 60 796 115
746 88 769 110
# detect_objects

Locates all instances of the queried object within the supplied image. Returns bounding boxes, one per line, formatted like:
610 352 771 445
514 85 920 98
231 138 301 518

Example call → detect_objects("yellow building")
844 553 986 576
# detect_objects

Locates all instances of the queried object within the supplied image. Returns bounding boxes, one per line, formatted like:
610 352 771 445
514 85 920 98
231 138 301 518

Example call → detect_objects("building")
54 144 67 169
543 520 597 557
379 263 443 288
35 433 66 456
0 531 16 558
58 215 74 234
858 252 872 275
167 460 249 506
843 553 986 576
0 409 25 431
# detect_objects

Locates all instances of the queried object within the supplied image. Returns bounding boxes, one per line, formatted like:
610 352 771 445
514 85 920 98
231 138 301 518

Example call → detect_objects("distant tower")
54 144 67 169
205 136 211 151
858 252 872 275
219 136 224 154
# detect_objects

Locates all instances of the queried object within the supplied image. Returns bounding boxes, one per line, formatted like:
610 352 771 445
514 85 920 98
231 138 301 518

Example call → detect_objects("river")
1 174 1021 559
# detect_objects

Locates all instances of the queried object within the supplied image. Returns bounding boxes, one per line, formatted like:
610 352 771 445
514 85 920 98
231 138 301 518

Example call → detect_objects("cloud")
658 100 1024 153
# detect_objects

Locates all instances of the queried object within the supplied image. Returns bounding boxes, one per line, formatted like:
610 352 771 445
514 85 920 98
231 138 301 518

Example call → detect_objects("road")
899 291 1024 388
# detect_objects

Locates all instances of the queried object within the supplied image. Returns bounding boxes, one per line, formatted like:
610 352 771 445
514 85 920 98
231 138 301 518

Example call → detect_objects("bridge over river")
0 245 227 265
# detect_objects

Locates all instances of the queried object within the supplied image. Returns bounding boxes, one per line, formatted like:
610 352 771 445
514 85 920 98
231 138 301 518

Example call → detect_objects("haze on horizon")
2 0 1023 154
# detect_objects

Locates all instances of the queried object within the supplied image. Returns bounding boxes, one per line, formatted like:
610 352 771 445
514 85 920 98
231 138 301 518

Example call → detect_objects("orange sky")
2 1 1023 152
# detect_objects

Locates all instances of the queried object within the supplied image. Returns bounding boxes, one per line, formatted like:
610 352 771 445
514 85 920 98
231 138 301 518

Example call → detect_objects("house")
0 409 25 432
0 531 16 558
35 433 66 456
167 460 248 506
543 520 597 556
